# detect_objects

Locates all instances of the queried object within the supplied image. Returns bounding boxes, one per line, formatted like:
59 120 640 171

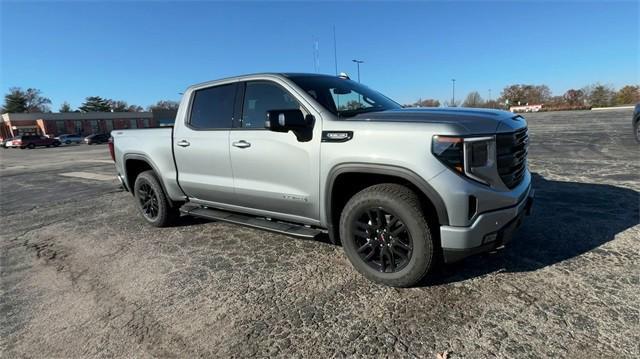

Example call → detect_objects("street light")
352 59 364 82
451 79 456 107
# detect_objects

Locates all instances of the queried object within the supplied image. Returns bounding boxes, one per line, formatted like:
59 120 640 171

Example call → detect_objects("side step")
180 204 323 239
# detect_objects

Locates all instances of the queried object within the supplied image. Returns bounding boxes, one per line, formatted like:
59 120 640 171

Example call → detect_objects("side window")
189 83 236 129
242 82 301 128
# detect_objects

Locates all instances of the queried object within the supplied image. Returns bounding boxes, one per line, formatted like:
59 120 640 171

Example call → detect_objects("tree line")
1 87 180 114
406 83 639 110
3 82 638 115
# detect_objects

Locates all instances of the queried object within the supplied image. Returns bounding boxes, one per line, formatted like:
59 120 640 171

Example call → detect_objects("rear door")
173 82 238 204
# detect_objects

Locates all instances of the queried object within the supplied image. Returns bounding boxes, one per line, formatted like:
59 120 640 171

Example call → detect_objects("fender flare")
324 163 449 228
123 153 176 206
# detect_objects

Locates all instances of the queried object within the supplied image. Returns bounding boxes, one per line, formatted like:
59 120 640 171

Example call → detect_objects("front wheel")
133 170 179 227
634 120 640 143
339 183 434 287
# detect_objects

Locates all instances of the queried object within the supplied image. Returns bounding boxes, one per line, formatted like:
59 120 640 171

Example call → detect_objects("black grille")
496 127 528 189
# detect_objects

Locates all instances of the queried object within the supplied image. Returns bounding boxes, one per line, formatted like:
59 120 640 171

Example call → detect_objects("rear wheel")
634 119 640 143
52 141 60 147
339 183 434 287
133 170 179 227
27 143 35 149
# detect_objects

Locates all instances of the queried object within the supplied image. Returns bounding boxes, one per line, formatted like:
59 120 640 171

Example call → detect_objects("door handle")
232 140 251 149
177 140 190 147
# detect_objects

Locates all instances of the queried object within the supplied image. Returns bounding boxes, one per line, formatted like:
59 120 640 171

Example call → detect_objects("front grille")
496 127 528 189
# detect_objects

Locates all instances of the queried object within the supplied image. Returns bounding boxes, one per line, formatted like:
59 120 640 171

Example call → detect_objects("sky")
1 0 638 110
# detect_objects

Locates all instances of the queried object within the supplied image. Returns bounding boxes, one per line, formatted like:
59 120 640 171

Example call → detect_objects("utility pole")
352 59 364 82
333 25 338 75
451 79 456 106
313 37 320 73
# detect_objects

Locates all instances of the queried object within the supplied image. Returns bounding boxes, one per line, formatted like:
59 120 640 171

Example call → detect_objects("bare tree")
148 100 180 111
615 85 640 105
462 91 484 107
583 83 615 107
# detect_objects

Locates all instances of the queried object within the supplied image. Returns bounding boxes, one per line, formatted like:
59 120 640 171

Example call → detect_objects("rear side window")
189 83 236 129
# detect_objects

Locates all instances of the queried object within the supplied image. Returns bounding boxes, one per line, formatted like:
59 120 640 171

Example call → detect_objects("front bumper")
441 186 534 263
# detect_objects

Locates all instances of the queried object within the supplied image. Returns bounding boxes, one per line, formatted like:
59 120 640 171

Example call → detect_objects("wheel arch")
123 154 176 207
324 163 449 243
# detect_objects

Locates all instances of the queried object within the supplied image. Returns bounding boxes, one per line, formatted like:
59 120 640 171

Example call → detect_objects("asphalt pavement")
1 109 638 358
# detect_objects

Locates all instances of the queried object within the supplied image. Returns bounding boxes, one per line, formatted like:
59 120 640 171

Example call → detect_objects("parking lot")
1 109 638 358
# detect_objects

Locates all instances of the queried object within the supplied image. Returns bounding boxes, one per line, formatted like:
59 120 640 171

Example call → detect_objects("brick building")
0 110 176 139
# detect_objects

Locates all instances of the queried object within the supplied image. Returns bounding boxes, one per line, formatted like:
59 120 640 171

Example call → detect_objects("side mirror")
265 109 314 142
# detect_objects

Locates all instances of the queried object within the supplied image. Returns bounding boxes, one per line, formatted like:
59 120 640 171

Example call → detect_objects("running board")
180 205 323 239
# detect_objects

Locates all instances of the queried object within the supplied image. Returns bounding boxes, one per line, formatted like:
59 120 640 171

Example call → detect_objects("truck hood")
349 107 526 134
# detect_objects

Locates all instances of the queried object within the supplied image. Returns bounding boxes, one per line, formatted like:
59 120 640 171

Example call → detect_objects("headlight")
432 136 464 174
432 135 496 185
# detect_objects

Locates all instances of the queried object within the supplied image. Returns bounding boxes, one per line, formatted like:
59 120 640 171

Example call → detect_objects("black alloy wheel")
133 170 179 227
137 182 160 220
352 207 413 273
339 183 434 287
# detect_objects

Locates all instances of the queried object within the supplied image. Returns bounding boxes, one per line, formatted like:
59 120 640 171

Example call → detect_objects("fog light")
483 232 498 244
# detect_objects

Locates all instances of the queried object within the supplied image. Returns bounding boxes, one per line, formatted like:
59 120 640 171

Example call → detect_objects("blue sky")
1 1 638 110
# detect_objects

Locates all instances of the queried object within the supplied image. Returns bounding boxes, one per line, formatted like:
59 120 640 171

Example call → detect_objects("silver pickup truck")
110 73 534 287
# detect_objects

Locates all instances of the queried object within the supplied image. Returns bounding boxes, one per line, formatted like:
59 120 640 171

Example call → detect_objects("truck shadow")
426 173 639 286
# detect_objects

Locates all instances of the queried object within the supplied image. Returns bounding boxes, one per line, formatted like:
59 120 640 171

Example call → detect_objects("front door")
174 82 237 204
229 80 321 223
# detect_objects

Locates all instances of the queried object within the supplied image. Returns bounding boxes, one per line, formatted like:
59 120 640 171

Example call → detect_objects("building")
0 110 176 139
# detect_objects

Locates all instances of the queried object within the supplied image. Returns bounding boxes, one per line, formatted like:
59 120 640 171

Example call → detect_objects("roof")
186 72 342 91
1 111 154 123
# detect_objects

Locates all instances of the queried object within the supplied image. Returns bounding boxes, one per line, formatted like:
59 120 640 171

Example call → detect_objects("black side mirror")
265 109 314 142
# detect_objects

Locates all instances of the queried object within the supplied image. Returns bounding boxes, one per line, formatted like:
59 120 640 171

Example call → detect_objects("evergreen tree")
59 101 73 112
79 96 112 112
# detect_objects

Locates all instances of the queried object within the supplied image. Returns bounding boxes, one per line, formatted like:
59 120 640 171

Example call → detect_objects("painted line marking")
78 159 115 164
59 172 114 181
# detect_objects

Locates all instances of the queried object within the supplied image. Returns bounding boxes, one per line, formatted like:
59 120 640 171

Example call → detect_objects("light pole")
352 59 364 82
451 79 456 106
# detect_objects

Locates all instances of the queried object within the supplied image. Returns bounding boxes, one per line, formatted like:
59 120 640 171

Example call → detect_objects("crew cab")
111 73 534 287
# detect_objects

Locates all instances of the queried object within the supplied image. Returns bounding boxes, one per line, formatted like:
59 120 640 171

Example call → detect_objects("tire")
52 141 60 147
339 183 433 287
27 143 35 149
133 170 179 227
65 140 71 144
634 119 640 143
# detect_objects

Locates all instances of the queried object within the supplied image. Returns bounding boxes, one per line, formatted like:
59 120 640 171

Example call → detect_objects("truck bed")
111 127 185 200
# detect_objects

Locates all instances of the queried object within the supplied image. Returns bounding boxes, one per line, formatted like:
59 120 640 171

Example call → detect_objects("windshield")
288 75 401 117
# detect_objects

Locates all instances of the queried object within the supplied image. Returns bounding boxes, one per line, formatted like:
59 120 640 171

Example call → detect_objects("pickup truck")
111 73 534 287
